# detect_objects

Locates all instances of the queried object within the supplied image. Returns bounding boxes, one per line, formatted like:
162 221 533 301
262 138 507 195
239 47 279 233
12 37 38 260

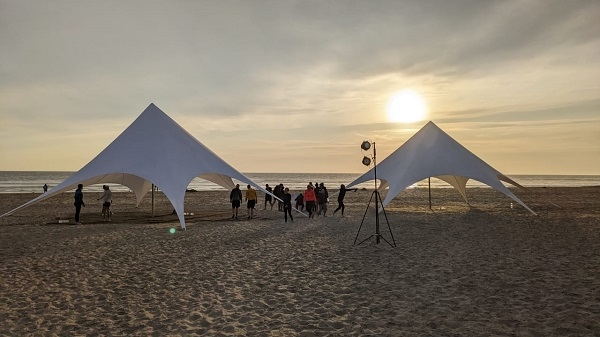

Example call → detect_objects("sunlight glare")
386 90 427 123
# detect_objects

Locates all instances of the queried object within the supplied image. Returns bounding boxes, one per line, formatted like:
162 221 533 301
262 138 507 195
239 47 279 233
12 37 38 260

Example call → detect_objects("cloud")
0 0 598 173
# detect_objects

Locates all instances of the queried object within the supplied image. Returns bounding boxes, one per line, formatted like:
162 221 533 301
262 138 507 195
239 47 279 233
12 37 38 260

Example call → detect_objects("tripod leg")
379 234 394 247
354 191 375 245
377 192 397 248
356 234 376 245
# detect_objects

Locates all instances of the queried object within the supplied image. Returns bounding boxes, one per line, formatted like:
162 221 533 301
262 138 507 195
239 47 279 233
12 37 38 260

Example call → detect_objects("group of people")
72 184 112 224
230 183 296 222
230 181 357 223
72 181 357 225
229 184 259 220
301 182 328 218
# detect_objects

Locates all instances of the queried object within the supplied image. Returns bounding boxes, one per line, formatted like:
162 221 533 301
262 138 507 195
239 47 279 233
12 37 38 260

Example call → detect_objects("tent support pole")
428 177 432 210
152 184 155 217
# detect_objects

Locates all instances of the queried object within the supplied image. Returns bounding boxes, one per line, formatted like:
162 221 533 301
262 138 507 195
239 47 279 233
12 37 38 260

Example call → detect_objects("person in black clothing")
317 182 329 216
272 184 280 211
295 192 304 211
264 184 274 210
275 183 285 211
283 187 293 223
73 184 85 224
313 182 319 214
332 184 357 216
230 184 243 219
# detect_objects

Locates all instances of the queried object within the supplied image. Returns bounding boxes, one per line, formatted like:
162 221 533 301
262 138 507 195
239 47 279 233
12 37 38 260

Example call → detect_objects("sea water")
0 171 598 194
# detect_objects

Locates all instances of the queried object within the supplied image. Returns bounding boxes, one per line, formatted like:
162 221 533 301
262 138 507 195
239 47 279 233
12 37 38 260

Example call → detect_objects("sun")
386 90 427 123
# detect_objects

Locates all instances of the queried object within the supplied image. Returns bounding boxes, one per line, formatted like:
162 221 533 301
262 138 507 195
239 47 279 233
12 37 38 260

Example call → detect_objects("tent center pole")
152 184 155 217
428 177 432 210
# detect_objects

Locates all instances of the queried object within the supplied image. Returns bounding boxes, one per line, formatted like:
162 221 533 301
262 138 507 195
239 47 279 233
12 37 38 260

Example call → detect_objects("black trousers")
284 205 293 222
334 200 345 214
75 204 82 222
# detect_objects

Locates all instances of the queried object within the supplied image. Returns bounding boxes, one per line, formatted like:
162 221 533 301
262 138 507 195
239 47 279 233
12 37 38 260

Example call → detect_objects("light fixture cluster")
361 140 373 166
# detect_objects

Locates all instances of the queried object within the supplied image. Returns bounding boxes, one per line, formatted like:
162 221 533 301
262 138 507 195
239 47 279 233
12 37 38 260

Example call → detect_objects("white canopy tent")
1 103 276 229
347 121 535 214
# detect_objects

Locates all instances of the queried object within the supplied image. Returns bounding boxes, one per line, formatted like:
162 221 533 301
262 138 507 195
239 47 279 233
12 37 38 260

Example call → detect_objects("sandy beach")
1 186 599 336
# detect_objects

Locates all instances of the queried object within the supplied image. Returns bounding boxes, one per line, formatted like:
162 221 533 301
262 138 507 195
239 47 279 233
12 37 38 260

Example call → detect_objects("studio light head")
361 141 371 151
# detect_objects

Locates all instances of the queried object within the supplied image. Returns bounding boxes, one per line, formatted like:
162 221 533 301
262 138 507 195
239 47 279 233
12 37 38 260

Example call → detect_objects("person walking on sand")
245 184 258 219
43 184 48 193
230 184 243 219
309 182 316 214
303 184 317 219
317 182 329 216
97 185 112 221
73 184 85 224
332 184 358 217
283 187 293 223
264 184 274 210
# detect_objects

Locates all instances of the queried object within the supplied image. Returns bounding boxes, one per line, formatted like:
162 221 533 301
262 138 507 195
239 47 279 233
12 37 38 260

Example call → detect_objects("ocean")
0 171 598 194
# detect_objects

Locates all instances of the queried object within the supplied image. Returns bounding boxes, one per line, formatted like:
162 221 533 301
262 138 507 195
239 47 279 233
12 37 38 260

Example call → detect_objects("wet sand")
1 187 599 336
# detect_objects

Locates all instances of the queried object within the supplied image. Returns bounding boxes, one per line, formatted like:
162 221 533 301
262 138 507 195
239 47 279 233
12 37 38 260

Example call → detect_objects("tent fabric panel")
198 173 236 190
435 175 469 203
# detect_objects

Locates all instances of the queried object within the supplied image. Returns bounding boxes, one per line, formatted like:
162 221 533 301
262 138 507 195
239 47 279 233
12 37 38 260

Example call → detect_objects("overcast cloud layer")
1 0 599 174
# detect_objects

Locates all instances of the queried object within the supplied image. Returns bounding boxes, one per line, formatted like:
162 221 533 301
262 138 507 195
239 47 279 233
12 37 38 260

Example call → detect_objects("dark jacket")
230 187 242 202
283 192 292 207
74 188 85 206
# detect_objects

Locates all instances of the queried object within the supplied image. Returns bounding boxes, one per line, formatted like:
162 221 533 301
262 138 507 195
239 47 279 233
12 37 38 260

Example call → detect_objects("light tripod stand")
354 141 396 247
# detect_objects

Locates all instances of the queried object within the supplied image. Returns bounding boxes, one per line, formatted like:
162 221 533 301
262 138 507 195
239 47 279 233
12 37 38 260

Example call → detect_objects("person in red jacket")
303 184 317 219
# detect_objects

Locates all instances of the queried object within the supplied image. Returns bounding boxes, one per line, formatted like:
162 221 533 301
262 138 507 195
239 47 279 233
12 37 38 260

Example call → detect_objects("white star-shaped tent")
347 121 535 214
1 103 275 228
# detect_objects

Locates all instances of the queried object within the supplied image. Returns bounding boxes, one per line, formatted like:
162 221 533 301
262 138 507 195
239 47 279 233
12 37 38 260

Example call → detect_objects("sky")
1 0 599 175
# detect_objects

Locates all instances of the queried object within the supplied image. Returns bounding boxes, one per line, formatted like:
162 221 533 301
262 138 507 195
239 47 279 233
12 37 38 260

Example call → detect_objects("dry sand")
1 186 599 336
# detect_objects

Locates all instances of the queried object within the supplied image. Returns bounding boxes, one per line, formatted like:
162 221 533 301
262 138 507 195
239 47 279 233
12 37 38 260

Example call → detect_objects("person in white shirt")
98 185 112 221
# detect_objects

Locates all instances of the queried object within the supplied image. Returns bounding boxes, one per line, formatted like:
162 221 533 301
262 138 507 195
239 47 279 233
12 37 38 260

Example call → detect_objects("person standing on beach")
295 192 304 212
283 187 293 223
314 182 321 214
43 184 48 193
264 184 274 210
332 184 358 216
274 183 285 211
97 185 112 221
73 184 85 224
230 184 242 219
303 185 317 219
245 184 258 219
